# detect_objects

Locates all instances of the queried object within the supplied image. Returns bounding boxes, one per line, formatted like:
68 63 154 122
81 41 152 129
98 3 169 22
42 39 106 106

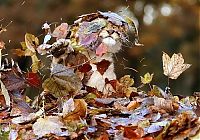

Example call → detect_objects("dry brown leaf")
154 97 178 112
63 99 87 122
42 64 82 98
0 41 5 49
162 52 191 79
0 80 10 107
127 101 140 111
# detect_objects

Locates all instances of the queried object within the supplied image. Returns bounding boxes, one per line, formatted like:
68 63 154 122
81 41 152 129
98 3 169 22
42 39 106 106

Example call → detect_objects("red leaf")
94 59 111 75
0 110 9 120
105 78 118 90
116 126 144 139
124 127 143 139
78 64 92 73
25 72 41 88
0 95 6 108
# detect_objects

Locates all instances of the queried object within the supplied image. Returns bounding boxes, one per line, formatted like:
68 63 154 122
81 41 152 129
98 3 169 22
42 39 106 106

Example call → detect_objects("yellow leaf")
162 52 191 79
140 72 153 84
25 49 35 56
119 75 134 87
25 33 39 53
148 85 161 97
31 55 42 73
20 42 27 50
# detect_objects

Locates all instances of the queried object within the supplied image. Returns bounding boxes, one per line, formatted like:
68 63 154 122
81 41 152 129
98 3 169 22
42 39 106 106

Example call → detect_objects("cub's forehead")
74 11 128 29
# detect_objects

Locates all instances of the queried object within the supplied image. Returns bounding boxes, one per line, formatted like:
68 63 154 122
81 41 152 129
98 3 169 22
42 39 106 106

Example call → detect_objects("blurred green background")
0 0 199 95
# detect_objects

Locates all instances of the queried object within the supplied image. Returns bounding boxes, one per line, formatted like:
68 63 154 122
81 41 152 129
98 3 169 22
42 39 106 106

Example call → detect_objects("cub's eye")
111 32 119 40
99 30 109 38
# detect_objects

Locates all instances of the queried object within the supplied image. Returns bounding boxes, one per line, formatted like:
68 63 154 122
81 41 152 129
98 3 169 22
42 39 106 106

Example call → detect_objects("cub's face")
70 11 129 56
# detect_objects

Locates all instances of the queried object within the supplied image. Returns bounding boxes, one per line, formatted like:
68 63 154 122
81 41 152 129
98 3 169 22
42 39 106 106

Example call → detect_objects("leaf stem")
148 83 152 90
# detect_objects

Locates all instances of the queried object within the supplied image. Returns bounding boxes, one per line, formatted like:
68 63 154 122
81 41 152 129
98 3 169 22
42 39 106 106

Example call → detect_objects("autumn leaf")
11 109 43 124
78 63 92 73
25 72 41 88
140 73 153 84
10 91 35 117
162 52 191 79
11 49 25 57
120 126 144 139
52 23 69 40
148 85 162 97
42 64 82 98
62 98 75 116
127 100 139 111
153 96 178 112
63 99 87 122
79 32 98 46
25 33 39 53
96 133 109 140
0 67 26 91
0 80 10 107
0 41 5 49
31 54 42 73
94 59 111 75
119 75 134 87
32 116 69 138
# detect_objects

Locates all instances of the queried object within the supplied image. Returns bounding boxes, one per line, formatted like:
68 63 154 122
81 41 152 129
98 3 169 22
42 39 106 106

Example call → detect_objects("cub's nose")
107 30 114 35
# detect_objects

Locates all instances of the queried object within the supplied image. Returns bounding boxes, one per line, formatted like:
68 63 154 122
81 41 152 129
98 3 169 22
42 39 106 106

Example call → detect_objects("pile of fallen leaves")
0 11 199 140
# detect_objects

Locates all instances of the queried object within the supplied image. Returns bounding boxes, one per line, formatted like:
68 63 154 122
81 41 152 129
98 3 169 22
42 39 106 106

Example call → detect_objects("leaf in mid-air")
162 52 191 79
25 33 39 53
52 23 69 40
140 73 153 84
119 75 134 87
31 54 43 73
0 41 5 49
